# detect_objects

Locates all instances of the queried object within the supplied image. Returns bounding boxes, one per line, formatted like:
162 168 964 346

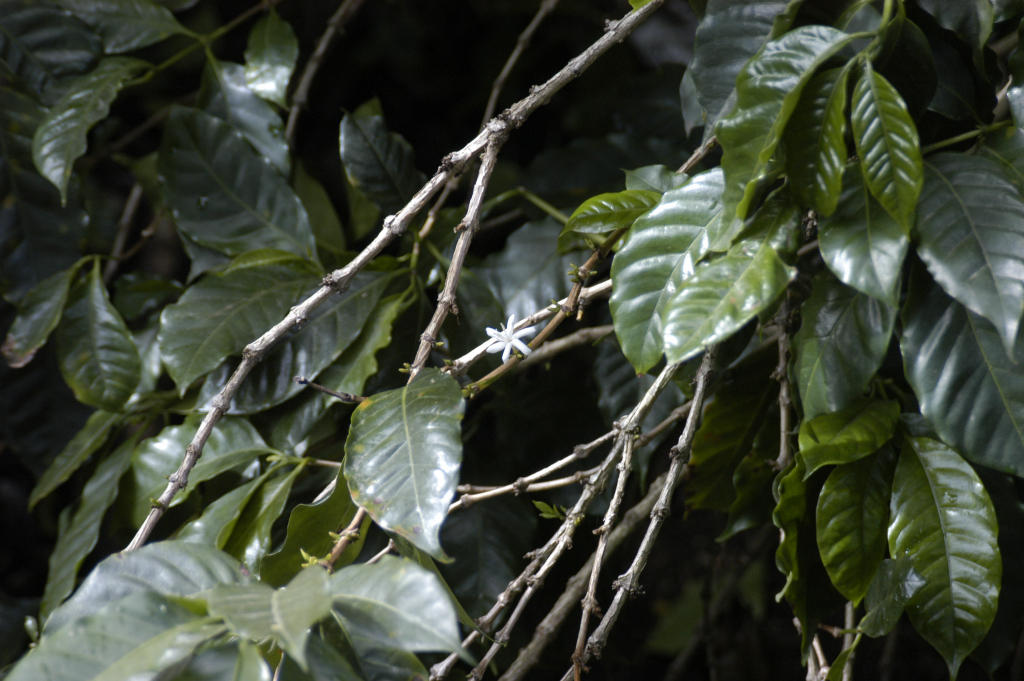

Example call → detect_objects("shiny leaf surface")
799 399 900 477
244 9 297 108
53 0 188 53
561 189 660 244
223 464 304 570
2 264 79 368
860 556 926 637
28 409 118 509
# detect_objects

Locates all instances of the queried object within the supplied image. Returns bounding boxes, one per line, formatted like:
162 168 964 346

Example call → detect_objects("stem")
921 120 1012 155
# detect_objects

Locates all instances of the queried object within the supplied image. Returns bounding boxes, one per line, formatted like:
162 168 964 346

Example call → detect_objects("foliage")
3 1 1024 679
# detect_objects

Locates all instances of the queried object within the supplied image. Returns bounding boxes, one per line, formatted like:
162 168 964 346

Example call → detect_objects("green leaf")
223 464 304 570
2 263 81 368
330 556 462 654
53 0 188 53
915 153 1024 356
172 641 273 681
39 438 135 621
157 250 319 393
716 25 855 221
860 556 925 637
7 591 223 681
295 160 346 260
199 59 290 176
271 567 332 668
610 168 724 372
159 107 314 259
662 210 797 363
816 448 896 604
782 65 849 216
196 271 392 414
175 477 265 549
688 0 789 128
793 272 894 419
130 415 274 525
850 63 923 233
206 583 275 641
915 0 993 51
888 436 1001 678
244 9 298 108
798 399 900 477
28 409 119 509
978 126 1024 192
32 56 147 203
772 457 816 649
561 189 660 242
55 261 141 410
0 2 102 104
45 540 248 633
344 368 464 558
901 273 1024 477
339 100 424 214
624 164 680 192
818 165 909 306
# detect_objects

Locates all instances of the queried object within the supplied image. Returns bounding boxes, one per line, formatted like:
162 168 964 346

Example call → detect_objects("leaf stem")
921 120 1012 155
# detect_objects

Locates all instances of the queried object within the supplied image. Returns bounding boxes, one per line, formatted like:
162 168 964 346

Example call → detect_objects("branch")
322 507 367 570
773 297 795 471
126 0 665 552
518 324 613 368
284 0 368 145
103 183 144 284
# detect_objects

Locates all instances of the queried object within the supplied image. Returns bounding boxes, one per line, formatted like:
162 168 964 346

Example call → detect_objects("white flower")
485 314 535 363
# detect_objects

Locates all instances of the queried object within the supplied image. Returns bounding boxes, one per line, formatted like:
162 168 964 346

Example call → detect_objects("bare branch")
518 324 613 368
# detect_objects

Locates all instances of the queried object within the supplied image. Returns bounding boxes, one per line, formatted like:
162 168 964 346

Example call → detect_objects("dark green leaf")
55 261 141 409
772 458 814 647
901 273 1024 477
157 250 319 393
915 0 993 51
199 60 290 176
793 272 894 419
783 65 849 216
888 436 1001 678
2 264 80 368
861 556 926 637
850 63 922 233
916 153 1024 356
339 100 424 214
28 409 118 508
0 2 101 103
7 591 223 681
978 126 1024 192
44 540 247 633
206 582 275 642
610 168 724 372
112 273 183 322
271 567 332 668
32 56 147 202
330 556 462 654
717 25 855 221
818 166 909 306
53 0 188 53
561 189 660 242
624 164 680 192
159 107 314 258
244 9 297 108
344 368 464 558
175 477 264 549
799 399 900 477
295 160 346 260
39 438 135 621
816 448 896 604
172 641 272 681
223 464 304 570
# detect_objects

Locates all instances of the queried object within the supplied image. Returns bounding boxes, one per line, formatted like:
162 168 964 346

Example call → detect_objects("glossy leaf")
344 369 464 558
610 168 724 372
244 9 297 108
799 399 900 477
772 457 815 647
157 250 319 393
2 263 80 368
176 477 265 549
53 0 188 53
33 56 146 203
196 271 391 414
39 438 134 621
330 556 462 654
794 272 894 419
0 2 102 103
159 107 314 258
888 437 1001 678
562 189 660 241
717 25 855 221
55 262 141 410
861 556 926 637
271 567 332 668
916 0 993 51
199 59 290 176
850 63 923 233
818 166 909 306
624 164 680 192
901 274 1024 477
978 127 1024 192
223 464 304 570
7 591 223 681
916 153 1024 356
28 409 118 509
339 101 424 214
662 221 796 363
688 0 788 127
816 448 896 603
205 581 276 644
783 66 849 216
173 641 272 681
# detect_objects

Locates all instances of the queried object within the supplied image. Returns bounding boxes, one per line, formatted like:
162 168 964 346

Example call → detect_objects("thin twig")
678 135 717 174
366 539 396 565
322 507 367 570
125 0 664 551
285 0 368 145
410 138 504 379
103 183 144 284
519 324 613 368
561 348 717 678
774 299 794 471
842 602 856 681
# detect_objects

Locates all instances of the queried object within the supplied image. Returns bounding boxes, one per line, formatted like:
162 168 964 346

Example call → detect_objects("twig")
124 0 664 551
678 135 717 174
284 0 368 145
519 324 613 368
322 507 367 570
410 139 504 378
294 375 364 403
366 538 396 565
842 602 855 681
103 183 144 284
773 299 794 471
561 348 717 678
